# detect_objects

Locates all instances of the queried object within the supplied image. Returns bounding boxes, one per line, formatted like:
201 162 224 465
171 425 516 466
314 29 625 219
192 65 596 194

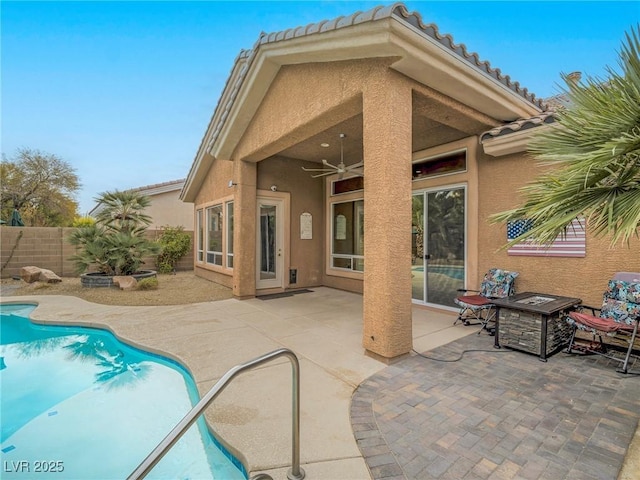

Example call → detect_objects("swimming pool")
411 265 464 280
0 303 246 479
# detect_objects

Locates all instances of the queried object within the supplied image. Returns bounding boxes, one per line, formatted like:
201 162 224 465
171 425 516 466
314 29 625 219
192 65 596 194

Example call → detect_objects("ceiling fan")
302 133 364 179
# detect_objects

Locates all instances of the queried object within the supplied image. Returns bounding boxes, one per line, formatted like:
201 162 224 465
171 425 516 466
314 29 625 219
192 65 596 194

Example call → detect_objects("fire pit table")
493 292 582 361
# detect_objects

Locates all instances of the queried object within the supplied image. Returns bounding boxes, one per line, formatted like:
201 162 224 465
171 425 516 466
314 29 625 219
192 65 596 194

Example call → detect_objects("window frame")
206 204 224 266
225 200 234 269
330 198 365 274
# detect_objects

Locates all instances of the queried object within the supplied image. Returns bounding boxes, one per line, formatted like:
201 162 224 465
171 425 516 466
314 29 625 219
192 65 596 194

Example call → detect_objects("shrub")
72 216 96 228
155 226 191 274
137 277 158 290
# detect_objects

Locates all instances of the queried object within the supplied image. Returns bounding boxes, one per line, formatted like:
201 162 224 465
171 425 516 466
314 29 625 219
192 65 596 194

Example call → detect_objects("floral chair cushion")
479 268 519 299
600 279 640 326
567 278 640 333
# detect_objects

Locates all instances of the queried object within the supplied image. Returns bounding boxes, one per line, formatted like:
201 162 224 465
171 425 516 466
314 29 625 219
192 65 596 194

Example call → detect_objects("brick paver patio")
351 333 640 480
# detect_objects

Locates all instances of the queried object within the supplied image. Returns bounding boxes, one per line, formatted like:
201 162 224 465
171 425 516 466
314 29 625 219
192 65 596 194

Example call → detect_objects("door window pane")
411 194 425 301
260 205 276 280
425 188 465 307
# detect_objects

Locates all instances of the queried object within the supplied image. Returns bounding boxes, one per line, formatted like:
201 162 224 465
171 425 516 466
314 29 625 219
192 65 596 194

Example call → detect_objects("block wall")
0 227 193 279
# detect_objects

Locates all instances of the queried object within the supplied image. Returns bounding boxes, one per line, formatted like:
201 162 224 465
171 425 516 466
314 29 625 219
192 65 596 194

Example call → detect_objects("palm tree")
492 27 640 247
95 190 152 235
69 190 160 275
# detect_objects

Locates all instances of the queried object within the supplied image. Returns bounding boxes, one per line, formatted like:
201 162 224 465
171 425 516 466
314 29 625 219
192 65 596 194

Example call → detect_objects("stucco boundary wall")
0 226 194 279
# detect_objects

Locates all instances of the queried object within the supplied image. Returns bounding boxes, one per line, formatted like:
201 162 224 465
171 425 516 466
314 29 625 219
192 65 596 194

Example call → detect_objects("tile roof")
256 3 545 108
201 2 547 155
480 111 557 141
481 91 572 141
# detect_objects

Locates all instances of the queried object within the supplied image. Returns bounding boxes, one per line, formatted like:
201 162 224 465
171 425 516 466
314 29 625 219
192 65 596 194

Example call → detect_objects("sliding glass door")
412 186 466 308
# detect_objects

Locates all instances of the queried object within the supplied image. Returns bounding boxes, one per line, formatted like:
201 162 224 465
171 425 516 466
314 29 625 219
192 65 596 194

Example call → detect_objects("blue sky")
2 1 638 214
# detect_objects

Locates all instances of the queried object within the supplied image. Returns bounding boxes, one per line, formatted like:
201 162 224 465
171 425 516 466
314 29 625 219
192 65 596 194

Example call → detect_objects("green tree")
0 148 80 226
491 27 640 246
69 190 160 276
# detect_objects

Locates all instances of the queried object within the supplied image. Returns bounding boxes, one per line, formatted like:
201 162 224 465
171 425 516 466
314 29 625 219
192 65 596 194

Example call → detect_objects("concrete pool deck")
2 287 638 479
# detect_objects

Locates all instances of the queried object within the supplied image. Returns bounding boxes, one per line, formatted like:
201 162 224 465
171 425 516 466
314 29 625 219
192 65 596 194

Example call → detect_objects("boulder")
113 276 137 291
39 269 62 283
20 266 42 283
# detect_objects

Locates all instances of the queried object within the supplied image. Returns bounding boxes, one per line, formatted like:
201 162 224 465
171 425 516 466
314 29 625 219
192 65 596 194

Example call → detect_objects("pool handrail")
127 347 305 480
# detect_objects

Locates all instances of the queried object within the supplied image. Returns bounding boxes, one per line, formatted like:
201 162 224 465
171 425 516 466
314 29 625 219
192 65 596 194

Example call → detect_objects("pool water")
412 265 464 280
0 304 246 480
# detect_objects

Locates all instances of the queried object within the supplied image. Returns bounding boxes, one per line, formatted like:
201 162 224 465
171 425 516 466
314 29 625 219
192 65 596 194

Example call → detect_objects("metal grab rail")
128 348 305 480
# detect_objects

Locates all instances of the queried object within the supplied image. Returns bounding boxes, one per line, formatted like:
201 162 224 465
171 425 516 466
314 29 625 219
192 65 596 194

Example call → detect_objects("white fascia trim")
481 128 535 157
388 20 541 120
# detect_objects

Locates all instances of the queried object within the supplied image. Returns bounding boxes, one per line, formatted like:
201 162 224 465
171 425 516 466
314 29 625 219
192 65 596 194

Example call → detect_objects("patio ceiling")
277 90 494 166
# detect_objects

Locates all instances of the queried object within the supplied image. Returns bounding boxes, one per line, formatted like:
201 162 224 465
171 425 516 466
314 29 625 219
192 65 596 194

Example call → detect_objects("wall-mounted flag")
507 218 586 257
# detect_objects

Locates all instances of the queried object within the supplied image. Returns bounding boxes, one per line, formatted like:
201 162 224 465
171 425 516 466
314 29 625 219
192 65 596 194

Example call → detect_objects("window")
331 200 364 272
412 151 466 180
332 176 364 195
226 201 234 268
196 209 204 262
206 205 223 266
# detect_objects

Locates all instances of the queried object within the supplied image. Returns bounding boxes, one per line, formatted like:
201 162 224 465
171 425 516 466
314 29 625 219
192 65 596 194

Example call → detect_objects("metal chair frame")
565 272 640 374
453 268 519 334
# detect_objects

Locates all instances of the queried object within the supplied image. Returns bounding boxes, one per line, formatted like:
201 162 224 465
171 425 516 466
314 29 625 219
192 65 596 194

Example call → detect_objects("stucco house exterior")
91 179 194 230
180 3 639 361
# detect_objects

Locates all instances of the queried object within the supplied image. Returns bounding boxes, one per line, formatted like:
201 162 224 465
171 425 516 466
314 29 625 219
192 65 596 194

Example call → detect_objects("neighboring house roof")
89 179 186 216
128 178 186 196
182 2 546 202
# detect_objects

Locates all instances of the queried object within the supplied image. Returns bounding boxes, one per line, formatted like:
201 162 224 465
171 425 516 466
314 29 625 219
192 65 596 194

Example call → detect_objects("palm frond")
491 25 640 248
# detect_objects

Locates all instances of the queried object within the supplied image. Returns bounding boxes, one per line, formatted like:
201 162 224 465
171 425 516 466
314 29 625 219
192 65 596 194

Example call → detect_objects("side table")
493 292 582 361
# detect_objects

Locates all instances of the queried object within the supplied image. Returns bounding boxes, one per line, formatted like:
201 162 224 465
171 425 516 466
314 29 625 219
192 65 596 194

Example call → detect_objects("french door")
411 186 466 308
256 197 284 289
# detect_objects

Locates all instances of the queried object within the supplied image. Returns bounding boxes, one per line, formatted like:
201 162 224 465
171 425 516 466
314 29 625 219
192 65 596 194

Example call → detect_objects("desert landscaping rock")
20 266 42 283
113 276 137 290
39 269 62 283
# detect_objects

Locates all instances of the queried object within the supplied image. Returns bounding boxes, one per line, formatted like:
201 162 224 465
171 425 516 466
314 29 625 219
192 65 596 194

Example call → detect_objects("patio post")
232 159 257 298
361 72 413 360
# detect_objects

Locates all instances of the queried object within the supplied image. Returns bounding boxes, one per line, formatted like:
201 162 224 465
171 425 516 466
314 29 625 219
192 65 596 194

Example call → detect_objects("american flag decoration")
507 218 586 257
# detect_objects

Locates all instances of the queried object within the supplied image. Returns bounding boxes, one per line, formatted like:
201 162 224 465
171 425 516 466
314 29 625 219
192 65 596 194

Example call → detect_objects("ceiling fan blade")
310 171 335 178
347 161 364 169
302 167 335 172
321 159 339 169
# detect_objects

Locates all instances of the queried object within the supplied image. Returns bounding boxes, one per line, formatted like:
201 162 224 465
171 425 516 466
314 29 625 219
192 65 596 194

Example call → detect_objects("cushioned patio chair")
453 268 519 334
566 272 640 374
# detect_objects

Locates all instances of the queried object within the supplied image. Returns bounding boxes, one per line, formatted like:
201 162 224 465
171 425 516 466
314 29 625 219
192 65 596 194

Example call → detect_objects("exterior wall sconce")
270 185 278 192
228 180 237 188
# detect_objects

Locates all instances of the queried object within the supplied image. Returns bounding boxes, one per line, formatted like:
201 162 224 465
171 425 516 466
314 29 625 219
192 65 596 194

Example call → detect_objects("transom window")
412 151 466 180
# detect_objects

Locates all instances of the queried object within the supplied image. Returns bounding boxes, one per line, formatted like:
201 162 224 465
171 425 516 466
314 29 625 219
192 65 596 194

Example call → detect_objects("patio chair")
565 272 640 374
453 268 519 334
